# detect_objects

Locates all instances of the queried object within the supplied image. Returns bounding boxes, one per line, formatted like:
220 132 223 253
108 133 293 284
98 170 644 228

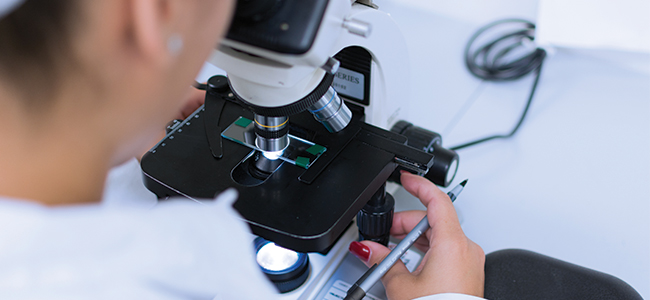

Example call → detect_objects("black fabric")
484 249 642 300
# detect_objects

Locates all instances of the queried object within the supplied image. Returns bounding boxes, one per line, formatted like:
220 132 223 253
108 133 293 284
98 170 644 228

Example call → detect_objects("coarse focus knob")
357 184 394 246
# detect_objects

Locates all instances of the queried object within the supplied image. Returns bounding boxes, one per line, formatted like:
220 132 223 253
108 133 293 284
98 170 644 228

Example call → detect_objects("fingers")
399 172 449 208
390 210 426 236
177 86 206 119
398 173 486 298
391 210 430 253
348 240 411 284
400 172 462 239
348 174 485 299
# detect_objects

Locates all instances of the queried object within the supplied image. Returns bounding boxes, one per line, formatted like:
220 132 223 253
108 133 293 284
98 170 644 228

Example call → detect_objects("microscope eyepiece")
233 0 284 23
226 0 329 55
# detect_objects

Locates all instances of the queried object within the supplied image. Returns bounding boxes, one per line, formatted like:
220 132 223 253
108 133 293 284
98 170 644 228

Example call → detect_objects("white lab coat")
0 159 280 300
0 159 484 300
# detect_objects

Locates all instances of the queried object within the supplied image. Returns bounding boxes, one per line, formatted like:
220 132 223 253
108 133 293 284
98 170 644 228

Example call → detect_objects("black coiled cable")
451 19 547 151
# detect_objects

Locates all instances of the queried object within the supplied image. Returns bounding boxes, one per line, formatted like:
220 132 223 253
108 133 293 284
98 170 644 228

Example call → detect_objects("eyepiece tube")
308 87 352 133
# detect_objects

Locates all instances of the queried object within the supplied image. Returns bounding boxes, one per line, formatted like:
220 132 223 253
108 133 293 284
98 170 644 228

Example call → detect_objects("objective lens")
308 87 352 133
254 114 289 153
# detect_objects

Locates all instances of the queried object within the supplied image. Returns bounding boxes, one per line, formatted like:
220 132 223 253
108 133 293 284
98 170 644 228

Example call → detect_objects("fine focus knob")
357 184 394 246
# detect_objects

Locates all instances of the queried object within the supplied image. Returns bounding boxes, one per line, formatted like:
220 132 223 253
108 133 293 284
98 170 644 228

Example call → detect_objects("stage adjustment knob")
391 121 459 187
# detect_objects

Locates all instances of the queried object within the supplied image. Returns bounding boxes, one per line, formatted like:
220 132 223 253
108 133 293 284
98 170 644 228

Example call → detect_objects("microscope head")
222 0 347 68
209 0 363 154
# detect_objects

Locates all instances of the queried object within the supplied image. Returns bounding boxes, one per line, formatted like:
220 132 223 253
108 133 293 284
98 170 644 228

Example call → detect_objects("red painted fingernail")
349 241 371 262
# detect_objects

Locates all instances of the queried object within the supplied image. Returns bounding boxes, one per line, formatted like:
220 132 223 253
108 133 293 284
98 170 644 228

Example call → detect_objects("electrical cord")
450 19 547 151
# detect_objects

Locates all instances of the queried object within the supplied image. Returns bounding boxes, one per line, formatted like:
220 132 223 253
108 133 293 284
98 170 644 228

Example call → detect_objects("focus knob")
357 184 394 246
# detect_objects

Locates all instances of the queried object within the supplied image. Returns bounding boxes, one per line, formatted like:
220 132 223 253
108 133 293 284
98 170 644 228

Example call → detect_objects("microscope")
141 0 459 296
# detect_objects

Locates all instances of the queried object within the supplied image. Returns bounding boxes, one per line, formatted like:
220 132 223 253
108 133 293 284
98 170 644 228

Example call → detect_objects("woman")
0 0 484 299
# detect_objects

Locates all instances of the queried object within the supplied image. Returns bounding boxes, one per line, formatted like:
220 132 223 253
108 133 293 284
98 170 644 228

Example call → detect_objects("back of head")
0 0 79 109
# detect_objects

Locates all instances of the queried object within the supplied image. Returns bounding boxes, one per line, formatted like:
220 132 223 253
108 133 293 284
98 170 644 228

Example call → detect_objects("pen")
344 179 468 300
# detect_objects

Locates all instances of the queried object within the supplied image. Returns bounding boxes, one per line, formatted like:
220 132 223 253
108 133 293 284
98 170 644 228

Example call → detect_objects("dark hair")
0 0 79 108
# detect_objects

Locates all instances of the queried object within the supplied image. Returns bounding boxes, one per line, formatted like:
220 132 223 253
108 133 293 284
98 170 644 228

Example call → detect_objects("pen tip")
460 179 468 187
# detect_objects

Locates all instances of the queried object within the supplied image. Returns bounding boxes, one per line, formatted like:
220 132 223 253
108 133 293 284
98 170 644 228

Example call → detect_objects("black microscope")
141 0 459 296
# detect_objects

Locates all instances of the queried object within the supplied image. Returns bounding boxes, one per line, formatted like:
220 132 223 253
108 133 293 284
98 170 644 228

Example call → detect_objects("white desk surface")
378 0 650 298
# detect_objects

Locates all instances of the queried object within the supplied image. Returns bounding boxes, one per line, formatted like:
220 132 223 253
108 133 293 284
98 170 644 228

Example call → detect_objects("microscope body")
141 0 456 254
210 1 409 130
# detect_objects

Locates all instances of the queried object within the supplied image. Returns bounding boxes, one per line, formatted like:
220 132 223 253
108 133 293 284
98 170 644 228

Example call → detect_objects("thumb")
349 241 411 282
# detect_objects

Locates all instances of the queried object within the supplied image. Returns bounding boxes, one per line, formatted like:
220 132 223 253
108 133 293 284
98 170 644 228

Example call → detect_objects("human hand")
175 85 205 120
348 172 485 299
136 86 205 162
